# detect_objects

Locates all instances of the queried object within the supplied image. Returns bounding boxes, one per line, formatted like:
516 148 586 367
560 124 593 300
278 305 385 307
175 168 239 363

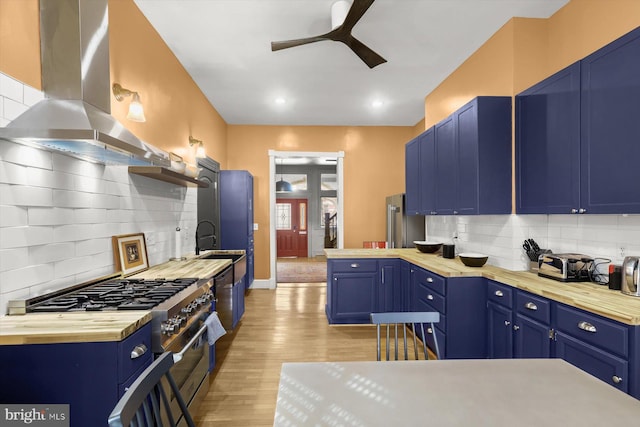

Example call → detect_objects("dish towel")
205 311 227 345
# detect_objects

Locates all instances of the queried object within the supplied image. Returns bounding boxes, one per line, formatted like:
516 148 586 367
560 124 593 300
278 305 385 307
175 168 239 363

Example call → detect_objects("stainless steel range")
7 271 223 425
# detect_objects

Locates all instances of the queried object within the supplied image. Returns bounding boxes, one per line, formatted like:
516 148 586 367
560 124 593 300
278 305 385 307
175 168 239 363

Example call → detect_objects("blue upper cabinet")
220 170 254 289
517 26 640 214
436 97 512 215
405 136 421 215
581 26 640 214
405 127 436 215
516 62 581 214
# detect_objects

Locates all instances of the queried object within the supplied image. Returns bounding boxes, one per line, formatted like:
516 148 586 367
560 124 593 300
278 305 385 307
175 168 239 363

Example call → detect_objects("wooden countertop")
325 248 640 325
0 255 233 345
0 311 152 345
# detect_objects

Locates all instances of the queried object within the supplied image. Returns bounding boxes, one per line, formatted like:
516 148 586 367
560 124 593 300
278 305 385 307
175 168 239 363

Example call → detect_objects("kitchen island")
274 359 640 426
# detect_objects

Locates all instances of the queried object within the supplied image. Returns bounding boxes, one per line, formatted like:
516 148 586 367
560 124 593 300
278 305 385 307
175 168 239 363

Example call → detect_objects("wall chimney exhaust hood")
0 0 169 167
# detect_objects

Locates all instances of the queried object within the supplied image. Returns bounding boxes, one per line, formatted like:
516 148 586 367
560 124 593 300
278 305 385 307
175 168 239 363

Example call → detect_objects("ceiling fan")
270 0 386 69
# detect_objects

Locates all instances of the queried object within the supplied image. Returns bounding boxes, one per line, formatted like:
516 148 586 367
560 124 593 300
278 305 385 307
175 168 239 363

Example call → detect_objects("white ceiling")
134 0 568 127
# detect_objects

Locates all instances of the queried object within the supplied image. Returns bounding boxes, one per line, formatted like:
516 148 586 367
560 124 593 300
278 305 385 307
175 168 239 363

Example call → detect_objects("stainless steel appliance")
7 274 215 425
538 253 594 282
386 194 425 248
621 256 640 296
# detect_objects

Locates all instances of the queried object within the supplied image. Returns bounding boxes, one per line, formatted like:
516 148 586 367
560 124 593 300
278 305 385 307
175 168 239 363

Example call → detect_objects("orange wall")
108 0 227 166
0 0 40 89
227 125 414 280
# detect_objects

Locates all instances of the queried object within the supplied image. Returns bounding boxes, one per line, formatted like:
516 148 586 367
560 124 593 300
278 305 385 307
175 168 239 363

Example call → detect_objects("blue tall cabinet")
220 170 254 290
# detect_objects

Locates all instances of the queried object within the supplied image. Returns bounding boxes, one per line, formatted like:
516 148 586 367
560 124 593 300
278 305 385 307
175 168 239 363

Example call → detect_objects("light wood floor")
194 284 379 426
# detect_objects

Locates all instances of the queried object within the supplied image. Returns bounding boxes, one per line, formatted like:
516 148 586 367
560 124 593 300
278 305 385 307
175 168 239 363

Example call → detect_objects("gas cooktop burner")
30 278 199 312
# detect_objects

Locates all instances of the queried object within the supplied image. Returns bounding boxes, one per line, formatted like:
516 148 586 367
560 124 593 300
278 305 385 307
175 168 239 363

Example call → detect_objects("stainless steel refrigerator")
386 194 425 248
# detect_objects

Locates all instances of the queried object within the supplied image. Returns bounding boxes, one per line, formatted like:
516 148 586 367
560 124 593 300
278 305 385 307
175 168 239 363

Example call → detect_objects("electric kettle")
621 256 640 296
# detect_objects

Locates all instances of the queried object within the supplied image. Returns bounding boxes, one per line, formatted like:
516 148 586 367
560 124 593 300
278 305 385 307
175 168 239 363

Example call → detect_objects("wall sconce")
112 83 146 122
189 136 206 158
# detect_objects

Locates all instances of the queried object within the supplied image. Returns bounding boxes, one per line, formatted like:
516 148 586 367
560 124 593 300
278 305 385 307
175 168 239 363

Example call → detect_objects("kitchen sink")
199 252 246 285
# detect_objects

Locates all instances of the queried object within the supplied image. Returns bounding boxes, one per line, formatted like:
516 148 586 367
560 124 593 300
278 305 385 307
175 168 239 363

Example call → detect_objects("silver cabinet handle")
350 263 359 268
513 325 520 331
571 208 578 214
130 344 148 359
612 376 623 384
427 328 433 334
427 277 434 283
578 321 597 333
525 302 538 311
504 320 511 326
579 208 587 214
453 211 458 215
427 294 434 300
494 290 504 297
334 277 338 281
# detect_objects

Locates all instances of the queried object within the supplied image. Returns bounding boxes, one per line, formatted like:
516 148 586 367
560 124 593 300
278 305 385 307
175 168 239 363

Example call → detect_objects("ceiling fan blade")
343 35 386 68
271 35 329 52
341 0 377 31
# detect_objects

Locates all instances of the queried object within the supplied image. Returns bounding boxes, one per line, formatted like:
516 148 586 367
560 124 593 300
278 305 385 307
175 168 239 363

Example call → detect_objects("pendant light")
276 158 292 192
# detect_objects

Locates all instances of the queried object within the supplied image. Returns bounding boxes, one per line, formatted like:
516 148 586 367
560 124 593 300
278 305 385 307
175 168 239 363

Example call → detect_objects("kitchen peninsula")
325 248 640 400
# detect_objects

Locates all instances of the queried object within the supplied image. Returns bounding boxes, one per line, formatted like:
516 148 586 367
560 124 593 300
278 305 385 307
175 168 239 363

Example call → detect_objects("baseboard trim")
251 278 276 289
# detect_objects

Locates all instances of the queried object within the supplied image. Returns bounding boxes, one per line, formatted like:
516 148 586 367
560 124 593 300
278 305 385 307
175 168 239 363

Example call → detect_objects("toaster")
538 253 594 282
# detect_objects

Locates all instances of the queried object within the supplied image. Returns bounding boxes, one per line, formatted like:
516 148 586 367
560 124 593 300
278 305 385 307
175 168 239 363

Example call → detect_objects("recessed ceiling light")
371 100 384 108
275 97 286 105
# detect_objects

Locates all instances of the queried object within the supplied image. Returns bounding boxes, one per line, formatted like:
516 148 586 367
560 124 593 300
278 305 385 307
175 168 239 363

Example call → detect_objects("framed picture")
112 233 149 276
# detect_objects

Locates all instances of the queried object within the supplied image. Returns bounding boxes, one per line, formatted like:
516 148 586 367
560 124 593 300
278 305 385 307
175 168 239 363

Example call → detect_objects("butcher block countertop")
325 248 640 326
0 311 152 345
0 254 233 345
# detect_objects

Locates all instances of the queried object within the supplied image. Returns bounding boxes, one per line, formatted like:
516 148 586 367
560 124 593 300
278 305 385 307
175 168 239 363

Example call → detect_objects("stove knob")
182 306 193 315
161 323 174 336
178 316 187 326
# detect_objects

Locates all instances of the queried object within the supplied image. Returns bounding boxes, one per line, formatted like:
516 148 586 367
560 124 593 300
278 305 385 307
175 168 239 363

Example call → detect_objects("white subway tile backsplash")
0 226 54 249
3 97 28 120
0 264 54 293
52 153 105 179
0 73 23 102
28 207 75 226
0 184 53 207
22 84 44 106
0 118 8 127
73 208 107 224
29 243 76 264
0 161 28 185
0 247 28 272
0 142 52 169
75 238 110 256
26 167 74 190
0 206 28 227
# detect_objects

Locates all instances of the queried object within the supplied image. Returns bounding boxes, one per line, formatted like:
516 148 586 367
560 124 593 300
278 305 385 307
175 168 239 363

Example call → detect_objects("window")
320 173 337 191
321 197 337 228
276 203 291 230
277 174 307 192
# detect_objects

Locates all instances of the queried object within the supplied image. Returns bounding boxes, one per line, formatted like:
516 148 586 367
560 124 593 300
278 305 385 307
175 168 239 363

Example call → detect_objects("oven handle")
173 323 208 364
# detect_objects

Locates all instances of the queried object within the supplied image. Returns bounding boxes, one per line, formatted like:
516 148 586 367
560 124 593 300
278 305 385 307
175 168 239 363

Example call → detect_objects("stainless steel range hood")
0 0 169 166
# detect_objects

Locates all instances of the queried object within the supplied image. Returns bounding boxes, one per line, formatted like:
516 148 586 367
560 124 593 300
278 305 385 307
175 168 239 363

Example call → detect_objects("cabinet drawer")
487 281 513 308
413 298 447 332
515 291 550 324
414 280 446 314
555 305 628 358
118 323 153 382
556 332 628 393
330 259 377 273
415 268 445 296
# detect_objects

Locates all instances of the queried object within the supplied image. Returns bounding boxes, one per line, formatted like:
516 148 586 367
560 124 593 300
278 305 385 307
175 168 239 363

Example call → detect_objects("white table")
274 359 640 426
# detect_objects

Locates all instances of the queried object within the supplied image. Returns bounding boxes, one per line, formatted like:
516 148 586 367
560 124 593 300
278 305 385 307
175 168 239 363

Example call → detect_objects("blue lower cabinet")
0 323 152 427
514 314 551 358
232 280 245 329
556 332 628 393
487 301 513 359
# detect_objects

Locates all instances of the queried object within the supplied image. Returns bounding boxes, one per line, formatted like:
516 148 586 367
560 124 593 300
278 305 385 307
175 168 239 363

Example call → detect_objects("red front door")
276 198 308 257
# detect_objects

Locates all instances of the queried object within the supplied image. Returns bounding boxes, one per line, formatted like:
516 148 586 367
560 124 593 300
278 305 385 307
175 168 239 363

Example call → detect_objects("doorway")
276 198 308 258
268 150 344 288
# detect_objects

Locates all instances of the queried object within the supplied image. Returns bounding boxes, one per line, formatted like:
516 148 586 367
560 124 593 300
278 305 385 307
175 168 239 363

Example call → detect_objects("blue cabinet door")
405 137 421 215
455 100 479 215
556 332 628 393
419 127 436 215
516 62 581 214
581 27 640 214
331 273 378 323
514 314 551 358
487 301 513 359
220 170 254 289
435 116 456 215
380 259 401 312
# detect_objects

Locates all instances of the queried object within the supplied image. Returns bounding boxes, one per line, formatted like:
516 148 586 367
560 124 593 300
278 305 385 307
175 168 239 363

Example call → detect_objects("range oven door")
163 311 210 426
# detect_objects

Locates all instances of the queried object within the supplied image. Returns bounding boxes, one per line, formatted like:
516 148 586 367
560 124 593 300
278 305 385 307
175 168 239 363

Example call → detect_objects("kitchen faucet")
195 220 216 255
